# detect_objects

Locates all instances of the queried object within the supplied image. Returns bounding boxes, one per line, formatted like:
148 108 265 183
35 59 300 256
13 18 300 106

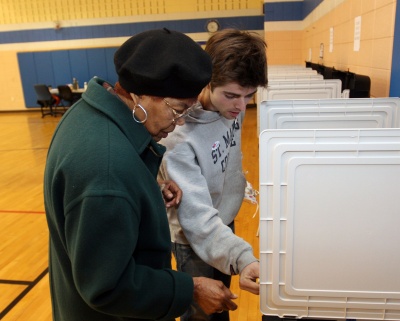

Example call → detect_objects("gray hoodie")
159 105 257 275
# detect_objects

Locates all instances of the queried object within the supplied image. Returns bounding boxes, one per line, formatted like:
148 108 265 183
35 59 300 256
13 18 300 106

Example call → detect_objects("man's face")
208 83 257 120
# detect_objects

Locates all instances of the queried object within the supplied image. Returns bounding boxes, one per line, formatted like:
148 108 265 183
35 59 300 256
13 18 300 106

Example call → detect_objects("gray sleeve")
161 142 257 275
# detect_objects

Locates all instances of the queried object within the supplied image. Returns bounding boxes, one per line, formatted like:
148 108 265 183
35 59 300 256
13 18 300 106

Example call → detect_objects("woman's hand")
193 277 238 314
158 180 182 208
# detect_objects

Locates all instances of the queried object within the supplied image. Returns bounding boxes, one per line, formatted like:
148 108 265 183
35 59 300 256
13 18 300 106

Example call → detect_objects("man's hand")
193 277 238 315
239 261 260 295
158 180 182 208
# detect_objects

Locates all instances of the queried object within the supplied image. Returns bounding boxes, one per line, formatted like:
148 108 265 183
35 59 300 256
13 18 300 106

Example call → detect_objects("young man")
159 29 268 321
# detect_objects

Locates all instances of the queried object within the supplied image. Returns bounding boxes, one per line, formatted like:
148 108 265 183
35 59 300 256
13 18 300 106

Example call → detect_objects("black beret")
114 28 212 98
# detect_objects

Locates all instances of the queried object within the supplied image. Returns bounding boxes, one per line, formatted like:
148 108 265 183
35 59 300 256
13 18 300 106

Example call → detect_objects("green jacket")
44 78 193 320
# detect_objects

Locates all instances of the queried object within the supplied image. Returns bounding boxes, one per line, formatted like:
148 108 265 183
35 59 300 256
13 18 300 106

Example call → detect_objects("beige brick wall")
265 0 397 97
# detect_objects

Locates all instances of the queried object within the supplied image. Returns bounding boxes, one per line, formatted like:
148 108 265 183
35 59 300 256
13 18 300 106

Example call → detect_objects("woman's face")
136 96 198 142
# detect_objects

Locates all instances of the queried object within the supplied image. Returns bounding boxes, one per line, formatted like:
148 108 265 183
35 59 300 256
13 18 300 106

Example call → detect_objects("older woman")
44 28 237 321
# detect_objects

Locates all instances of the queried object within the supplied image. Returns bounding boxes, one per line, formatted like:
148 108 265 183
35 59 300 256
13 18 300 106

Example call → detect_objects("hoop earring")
132 103 148 123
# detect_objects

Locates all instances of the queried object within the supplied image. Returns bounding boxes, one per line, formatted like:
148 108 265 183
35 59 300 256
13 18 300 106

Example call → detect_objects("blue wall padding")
18 47 118 107
2 16 263 44
264 0 323 21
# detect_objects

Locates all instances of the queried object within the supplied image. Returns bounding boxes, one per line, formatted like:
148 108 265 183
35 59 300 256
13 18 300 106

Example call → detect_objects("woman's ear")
130 93 141 104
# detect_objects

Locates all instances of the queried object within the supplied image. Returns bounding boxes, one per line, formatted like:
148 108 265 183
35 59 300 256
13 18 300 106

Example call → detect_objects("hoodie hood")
184 103 222 124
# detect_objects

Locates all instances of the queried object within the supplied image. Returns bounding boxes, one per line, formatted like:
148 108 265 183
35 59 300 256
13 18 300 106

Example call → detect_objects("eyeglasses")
163 99 198 123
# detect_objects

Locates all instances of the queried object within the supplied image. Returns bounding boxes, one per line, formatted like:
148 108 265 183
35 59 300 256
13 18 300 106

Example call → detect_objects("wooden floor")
0 107 261 320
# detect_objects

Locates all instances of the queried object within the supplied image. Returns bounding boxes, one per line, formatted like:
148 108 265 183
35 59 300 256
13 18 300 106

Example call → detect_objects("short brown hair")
205 28 268 90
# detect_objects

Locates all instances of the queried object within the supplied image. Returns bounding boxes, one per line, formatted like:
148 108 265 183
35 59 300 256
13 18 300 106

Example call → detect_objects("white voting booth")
256 79 344 134
267 74 324 81
258 98 400 134
268 65 311 71
268 69 318 76
258 79 343 103
258 98 400 320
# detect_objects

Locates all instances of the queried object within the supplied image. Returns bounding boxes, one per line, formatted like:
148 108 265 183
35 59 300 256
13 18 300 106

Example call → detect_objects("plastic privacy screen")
258 98 400 134
259 128 400 320
258 79 342 103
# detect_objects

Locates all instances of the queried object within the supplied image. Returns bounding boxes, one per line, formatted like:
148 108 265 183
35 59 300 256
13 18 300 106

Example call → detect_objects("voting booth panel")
258 80 342 104
259 128 400 320
259 98 400 320
258 98 400 134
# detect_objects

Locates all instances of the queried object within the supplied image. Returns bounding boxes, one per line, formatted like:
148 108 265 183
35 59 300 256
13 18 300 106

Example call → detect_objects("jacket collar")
81 78 166 157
